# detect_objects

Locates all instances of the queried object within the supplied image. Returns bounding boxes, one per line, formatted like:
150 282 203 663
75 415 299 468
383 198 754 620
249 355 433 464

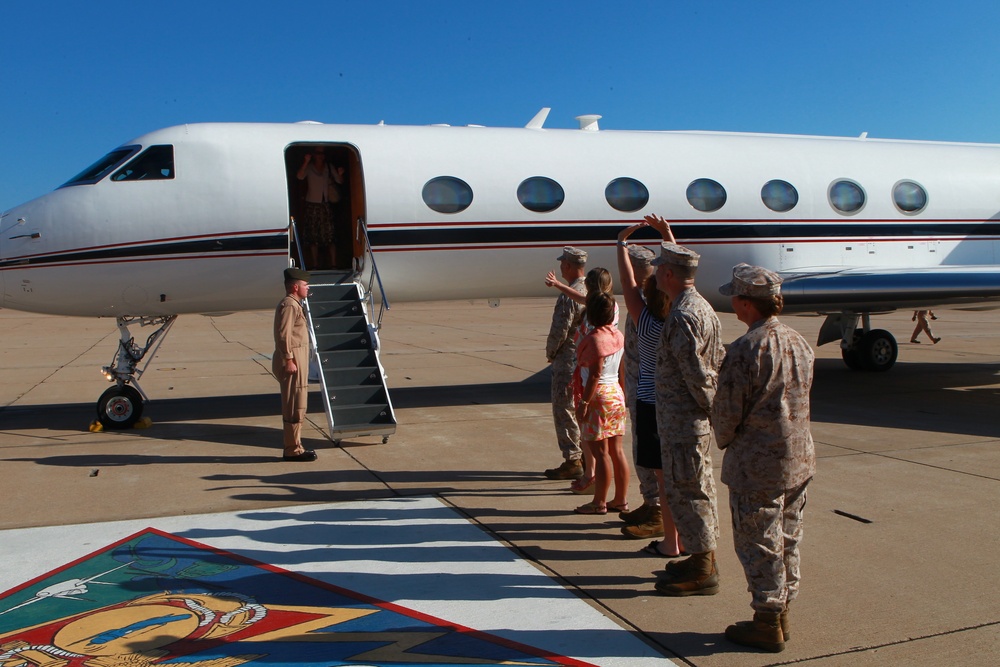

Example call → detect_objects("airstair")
303 269 396 443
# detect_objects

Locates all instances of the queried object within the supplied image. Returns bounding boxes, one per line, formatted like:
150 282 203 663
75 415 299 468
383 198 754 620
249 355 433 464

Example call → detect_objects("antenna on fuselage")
576 115 602 131
525 107 551 129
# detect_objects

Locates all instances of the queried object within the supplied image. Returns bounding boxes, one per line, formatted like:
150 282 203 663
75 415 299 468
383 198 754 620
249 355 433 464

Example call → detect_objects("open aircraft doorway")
285 143 365 272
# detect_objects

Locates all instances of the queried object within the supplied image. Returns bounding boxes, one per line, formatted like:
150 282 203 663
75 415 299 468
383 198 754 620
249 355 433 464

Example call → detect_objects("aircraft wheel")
841 328 865 371
97 385 144 429
859 329 898 372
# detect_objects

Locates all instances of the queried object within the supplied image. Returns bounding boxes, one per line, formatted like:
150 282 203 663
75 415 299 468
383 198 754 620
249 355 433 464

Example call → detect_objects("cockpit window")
111 145 175 181
60 146 141 187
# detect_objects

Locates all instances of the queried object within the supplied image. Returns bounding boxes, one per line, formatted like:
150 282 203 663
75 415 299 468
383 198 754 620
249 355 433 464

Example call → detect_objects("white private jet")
3 109 1000 431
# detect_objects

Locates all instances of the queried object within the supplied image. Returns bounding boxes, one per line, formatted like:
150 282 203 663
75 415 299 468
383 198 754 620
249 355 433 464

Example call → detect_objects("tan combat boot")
780 607 790 640
653 550 719 596
620 506 665 539
543 459 583 480
619 503 654 525
725 611 785 653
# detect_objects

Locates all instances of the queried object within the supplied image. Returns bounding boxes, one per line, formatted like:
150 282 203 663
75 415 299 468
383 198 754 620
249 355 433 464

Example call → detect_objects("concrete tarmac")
2 300 999 665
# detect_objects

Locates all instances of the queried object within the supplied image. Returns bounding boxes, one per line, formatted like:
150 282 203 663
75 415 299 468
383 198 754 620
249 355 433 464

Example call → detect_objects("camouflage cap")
719 263 782 298
650 242 700 268
556 246 588 264
626 244 656 268
284 267 311 283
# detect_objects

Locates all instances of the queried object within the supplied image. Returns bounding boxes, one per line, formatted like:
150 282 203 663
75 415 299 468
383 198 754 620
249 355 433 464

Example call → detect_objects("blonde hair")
585 267 613 295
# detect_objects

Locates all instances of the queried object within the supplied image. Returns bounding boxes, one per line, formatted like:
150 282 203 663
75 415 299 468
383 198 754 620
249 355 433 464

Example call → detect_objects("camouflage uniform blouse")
714 316 816 492
545 277 586 362
655 286 725 439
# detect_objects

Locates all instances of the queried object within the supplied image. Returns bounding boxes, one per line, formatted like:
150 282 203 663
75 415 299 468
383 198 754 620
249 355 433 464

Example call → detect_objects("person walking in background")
911 310 941 343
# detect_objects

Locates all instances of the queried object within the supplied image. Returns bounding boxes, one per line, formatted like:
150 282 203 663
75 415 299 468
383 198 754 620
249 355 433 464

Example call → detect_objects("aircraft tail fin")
525 107 551 129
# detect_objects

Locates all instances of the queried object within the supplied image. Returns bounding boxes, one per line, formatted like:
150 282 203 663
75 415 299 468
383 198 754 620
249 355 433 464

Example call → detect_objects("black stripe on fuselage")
3 220 998 270
367 220 1000 248
0 233 288 270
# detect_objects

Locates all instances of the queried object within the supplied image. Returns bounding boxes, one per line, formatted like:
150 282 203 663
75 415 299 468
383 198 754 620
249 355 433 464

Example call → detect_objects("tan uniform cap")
556 246 588 264
719 263 782 298
626 244 656 267
650 242 700 268
284 268 311 283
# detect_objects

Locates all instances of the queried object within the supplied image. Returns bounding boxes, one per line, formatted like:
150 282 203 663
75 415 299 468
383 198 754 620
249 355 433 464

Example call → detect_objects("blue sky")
3 1 1000 210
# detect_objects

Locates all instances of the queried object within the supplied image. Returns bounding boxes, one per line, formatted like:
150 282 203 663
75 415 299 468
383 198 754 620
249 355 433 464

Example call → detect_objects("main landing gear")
97 315 177 429
820 312 898 372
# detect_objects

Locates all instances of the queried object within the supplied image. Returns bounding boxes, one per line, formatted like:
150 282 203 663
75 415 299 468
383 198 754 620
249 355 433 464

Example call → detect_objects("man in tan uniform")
651 242 725 596
714 264 816 653
543 247 587 480
273 267 317 462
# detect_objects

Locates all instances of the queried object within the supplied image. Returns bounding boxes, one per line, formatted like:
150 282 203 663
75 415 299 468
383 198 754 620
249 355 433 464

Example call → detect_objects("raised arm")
617 223 647 325
545 271 586 304
643 214 677 243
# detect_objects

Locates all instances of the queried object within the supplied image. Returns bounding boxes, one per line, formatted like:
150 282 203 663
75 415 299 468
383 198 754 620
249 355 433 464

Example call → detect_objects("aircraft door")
285 143 366 272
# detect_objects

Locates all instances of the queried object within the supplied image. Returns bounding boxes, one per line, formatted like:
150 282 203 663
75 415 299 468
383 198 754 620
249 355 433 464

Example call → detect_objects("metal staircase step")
325 384 389 406
304 275 396 443
320 366 383 387
313 331 372 352
328 404 395 427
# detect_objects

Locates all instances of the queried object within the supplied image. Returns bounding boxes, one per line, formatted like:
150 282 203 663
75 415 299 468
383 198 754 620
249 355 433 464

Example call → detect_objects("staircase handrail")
356 216 391 331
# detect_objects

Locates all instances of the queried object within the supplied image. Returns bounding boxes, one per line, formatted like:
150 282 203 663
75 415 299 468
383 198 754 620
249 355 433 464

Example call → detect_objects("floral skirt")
580 383 626 441
300 202 335 244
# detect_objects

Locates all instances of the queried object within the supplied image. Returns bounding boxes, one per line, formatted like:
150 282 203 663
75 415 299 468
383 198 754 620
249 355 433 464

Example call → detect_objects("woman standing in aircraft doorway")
296 147 344 270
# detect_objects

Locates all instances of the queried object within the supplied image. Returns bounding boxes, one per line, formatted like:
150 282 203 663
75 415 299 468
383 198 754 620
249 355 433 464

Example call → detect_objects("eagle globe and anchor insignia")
0 529 593 667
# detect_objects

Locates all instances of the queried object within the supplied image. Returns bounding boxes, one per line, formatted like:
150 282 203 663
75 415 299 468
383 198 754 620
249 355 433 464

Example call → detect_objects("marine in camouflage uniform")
543 247 587 479
713 263 816 653
650 242 725 596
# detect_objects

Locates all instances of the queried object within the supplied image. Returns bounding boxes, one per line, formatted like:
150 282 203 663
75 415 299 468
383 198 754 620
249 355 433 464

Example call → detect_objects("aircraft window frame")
111 145 175 182
517 177 565 213
686 178 727 212
829 179 866 215
59 146 141 187
892 180 928 215
605 177 650 212
761 179 799 213
422 176 473 214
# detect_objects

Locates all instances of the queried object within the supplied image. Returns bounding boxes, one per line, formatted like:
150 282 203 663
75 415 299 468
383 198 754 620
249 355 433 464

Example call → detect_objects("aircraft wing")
779 265 1000 313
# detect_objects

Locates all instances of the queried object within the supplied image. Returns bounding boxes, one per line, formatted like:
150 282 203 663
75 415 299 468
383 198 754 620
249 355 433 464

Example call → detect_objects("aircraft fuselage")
2 120 1000 318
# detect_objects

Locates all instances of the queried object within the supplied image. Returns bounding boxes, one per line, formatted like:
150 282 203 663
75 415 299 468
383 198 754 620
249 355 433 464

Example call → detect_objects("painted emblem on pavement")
0 529 592 667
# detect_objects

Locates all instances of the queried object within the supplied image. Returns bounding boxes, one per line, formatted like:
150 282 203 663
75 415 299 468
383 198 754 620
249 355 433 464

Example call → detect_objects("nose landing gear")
97 315 177 429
